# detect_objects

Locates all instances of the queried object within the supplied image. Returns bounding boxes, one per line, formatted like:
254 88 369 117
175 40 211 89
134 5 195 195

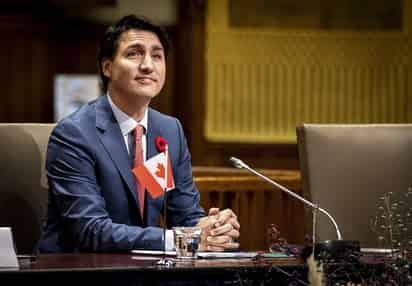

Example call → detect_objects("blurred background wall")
1 0 411 250
0 0 411 169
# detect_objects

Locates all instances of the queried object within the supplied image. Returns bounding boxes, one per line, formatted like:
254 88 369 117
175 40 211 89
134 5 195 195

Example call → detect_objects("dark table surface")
1 253 306 286
26 253 302 269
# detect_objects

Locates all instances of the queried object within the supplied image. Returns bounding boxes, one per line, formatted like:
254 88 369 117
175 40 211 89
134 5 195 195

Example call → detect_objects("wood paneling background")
5 0 407 250
205 0 412 145
0 1 301 170
0 10 105 123
193 167 304 251
0 14 51 122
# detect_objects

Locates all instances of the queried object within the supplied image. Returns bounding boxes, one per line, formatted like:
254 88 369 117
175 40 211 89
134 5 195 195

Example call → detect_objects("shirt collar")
107 93 148 136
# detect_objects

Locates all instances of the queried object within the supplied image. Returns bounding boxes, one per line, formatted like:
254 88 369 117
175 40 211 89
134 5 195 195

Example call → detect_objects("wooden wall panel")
0 3 305 251
0 12 106 123
206 0 412 145
193 167 304 251
176 0 300 169
0 14 51 122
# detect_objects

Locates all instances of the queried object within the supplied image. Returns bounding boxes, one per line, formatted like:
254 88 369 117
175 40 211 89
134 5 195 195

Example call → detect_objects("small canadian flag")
132 151 175 199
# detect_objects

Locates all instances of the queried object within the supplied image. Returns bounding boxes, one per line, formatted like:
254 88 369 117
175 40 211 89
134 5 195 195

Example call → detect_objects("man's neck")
108 90 150 121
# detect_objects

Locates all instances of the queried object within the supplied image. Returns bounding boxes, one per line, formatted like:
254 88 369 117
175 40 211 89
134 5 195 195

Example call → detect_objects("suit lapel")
146 109 164 222
146 108 161 160
95 96 141 217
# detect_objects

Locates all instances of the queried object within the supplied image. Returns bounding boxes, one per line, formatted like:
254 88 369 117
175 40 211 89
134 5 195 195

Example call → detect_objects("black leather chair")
297 124 412 248
0 124 55 254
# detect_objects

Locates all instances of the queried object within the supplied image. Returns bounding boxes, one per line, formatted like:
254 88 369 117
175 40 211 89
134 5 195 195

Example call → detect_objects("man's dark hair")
97 15 170 93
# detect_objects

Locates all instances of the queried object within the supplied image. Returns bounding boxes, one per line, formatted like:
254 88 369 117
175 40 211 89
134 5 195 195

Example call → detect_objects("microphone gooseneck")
228 156 342 240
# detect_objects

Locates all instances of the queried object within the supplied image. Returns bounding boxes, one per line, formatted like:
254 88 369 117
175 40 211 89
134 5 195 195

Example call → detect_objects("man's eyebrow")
125 43 164 52
151 45 164 52
125 43 143 50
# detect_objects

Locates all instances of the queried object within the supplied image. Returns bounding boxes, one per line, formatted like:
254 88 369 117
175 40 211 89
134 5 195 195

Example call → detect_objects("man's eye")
127 50 142 57
152 54 163 60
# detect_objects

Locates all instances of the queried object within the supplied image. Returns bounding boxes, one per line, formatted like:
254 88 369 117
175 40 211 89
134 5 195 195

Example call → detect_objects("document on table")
361 248 400 254
131 250 290 259
131 250 176 256
200 251 258 259
131 249 257 258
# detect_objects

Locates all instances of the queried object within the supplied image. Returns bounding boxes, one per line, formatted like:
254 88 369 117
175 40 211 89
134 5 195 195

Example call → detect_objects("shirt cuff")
165 229 175 251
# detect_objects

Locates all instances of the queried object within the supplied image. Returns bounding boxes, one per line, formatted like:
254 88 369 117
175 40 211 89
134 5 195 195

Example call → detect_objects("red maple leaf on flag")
155 163 165 179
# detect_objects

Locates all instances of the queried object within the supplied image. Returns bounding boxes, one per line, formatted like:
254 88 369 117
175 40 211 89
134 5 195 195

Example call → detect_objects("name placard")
0 227 19 270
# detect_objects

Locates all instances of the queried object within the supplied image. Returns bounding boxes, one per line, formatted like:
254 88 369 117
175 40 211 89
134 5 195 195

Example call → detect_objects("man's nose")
139 55 154 72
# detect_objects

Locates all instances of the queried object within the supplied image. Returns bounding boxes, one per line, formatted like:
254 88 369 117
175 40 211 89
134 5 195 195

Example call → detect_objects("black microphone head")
229 157 244 169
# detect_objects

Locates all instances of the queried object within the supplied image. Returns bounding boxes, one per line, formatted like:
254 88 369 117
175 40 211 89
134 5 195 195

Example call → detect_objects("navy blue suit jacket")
37 95 205 252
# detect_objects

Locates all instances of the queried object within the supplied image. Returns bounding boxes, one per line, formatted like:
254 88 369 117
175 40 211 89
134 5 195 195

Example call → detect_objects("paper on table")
131 250 176 256
260 252 291 258
361 248 400 254
198 251 258 259
199 251 293 259
0 227 19 269
131 249 257 258
131 250 290 259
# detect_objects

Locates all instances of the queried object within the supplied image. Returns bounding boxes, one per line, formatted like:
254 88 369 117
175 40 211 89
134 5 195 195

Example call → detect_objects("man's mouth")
135 77 156 83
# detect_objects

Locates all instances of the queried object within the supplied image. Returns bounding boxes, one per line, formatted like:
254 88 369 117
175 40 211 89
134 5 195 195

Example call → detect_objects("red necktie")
133 125 145 218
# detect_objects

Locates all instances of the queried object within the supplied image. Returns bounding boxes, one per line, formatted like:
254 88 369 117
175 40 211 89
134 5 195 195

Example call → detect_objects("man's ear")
102 58 112 78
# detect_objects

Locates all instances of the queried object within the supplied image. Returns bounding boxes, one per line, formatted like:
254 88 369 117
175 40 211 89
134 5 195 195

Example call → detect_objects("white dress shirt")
107 94 174 251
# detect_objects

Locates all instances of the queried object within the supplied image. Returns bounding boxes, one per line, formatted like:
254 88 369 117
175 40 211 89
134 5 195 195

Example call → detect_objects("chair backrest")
0 123 55 254
297 124 412 247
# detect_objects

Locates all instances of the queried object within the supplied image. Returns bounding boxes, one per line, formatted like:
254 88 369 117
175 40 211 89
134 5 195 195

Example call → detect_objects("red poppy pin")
155 136 167 152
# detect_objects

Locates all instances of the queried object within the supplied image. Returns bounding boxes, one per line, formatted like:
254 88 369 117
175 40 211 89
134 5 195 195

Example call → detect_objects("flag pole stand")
156 145 175 267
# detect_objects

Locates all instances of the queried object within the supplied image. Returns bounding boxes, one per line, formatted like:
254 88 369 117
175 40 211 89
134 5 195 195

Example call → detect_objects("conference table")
0 253 306 285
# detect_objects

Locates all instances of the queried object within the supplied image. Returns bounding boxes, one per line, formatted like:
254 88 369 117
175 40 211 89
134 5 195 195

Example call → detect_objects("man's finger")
215 209 236 226
206 241 240 250
208 208 219 216
196 215 218 230
210 223 233 236
226 229 240 239
223 241 240 249
206 245 225 252
210 224 240 238
220 208 236 218
207 235 231 244
228 217 240 230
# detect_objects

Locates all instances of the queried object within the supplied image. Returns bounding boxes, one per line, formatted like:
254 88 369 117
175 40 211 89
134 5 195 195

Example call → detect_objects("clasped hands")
196 208 240 251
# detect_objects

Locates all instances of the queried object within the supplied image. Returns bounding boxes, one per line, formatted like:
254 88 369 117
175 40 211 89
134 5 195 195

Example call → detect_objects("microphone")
229 156 360 259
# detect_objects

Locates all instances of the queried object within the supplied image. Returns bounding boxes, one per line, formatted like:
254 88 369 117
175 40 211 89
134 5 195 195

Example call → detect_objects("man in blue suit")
37 15 240 252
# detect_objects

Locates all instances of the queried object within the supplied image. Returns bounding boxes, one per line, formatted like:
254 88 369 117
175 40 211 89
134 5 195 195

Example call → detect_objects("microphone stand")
229 157 360 260
156 145 175 267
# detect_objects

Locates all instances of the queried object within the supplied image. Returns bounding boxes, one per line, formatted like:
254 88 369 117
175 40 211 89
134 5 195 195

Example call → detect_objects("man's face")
103 29 166 100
